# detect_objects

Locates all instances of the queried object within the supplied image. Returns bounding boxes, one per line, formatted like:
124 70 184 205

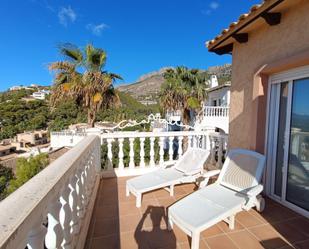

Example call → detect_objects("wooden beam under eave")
211 43 233 55
261 12 281 26
232 33 248 43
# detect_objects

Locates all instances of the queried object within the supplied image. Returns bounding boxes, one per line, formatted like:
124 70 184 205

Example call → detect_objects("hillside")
117 68 170 102
117 64 232 102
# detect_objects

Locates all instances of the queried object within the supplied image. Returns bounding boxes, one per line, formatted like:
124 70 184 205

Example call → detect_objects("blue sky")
0 0 260 91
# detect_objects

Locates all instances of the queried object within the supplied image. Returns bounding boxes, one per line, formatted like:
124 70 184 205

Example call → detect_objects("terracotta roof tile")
206 0 283 49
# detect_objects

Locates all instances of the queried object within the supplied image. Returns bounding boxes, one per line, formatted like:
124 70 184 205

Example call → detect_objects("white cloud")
86 23 109 36
210 1 219 10
202 1 219 15
58 6 76 27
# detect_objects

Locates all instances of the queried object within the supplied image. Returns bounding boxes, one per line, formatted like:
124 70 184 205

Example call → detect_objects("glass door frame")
265 65 309 218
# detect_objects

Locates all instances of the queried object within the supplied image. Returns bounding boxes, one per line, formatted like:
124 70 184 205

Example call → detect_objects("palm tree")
160 66 209 126
49 43 122 127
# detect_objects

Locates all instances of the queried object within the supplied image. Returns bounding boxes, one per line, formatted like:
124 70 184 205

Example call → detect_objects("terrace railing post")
106 139 113 170
129 138 135 169
45 199 63 249
59 181 73 248
150 137 156 167
118 138 124 170
169 136 174 161
27 218 46 249
159 137 165 166
140 137 145 168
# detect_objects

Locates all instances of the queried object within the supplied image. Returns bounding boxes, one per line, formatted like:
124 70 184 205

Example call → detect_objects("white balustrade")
100 131 228 177
0 135 101 249
203 106 229 117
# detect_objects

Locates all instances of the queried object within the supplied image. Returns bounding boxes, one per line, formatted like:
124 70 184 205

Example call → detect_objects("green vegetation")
4 154 49 197
0 98 49 140
160 66 209 125
49 43 122 127
0 164 13 200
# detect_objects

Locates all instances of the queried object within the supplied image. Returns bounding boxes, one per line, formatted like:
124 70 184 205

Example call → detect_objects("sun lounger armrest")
160 160 176 169
247 184 263 197
243 184 264 210
198 170 221 188
203 169 221 179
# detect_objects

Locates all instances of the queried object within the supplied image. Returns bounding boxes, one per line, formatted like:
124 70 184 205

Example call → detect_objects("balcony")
0 131 308 249
197 106 229 133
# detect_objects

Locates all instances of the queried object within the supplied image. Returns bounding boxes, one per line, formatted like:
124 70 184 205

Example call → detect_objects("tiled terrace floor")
85 177 309 249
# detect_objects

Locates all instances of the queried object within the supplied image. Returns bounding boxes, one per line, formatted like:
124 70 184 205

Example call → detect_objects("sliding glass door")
267 68 309 216
286 78 309 211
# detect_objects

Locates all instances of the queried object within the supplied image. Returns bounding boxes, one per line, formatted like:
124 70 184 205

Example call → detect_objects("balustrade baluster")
210 136 216 164
216 137 224 168
140 137 145 168
45 198 63 249
69 174 79 235
178 136 183 157
107 138 113 170
27 219 47 249
188 135 193 149
129 138 135 169
118 138 124 170
59 180 73 248
149 137 155 167
159 137 165 166
168 136 174 161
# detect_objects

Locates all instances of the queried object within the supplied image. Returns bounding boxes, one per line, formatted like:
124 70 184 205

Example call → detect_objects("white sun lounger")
168 149 266 249
126 148 212 207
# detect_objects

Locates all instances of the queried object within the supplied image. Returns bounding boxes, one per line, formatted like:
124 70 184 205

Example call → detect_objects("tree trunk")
182 109 191 153
87 109 96 128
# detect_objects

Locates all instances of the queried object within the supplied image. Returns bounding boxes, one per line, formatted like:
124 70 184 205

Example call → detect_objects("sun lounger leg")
136 193 142 208
170 185 174 196
126 185 130 197
168 216 173 231
191 232 200 249
228 215 235 230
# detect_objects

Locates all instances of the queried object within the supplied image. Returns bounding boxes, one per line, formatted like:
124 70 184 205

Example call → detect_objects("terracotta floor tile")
288 217 309 236
216 220 245 233
294 239 309 249
91 234 120 249
249 224 291 249
119 201 141 216
93 203 119 219
236 210 265 228
201 225 224 238
119 214 142 233
273 221 309 244
157 196 176 208
205 234 238 249
87 178 309 249
228 230 265 249
92 217 120 238
178 239 209 249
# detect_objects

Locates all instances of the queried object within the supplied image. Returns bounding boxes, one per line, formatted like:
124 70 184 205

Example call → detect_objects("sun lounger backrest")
218 149 265 192
174 148 209 175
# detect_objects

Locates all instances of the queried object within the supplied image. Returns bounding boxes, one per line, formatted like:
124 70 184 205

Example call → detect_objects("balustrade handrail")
0 135 101 249
100 130 209 139
204 106 230 109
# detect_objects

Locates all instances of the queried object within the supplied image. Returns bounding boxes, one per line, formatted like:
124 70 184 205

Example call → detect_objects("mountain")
117 64 232 103
117 67 172 103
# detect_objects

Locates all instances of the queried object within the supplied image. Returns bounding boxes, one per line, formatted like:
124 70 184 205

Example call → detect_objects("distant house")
207 0 309 216
16 131 48 148
0 145 16 158
205 75 230 107
32 90 50 100
9 85 24 91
